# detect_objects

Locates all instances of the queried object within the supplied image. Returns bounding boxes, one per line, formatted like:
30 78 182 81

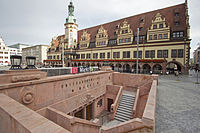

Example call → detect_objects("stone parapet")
101 118 153 133
0 94 70 133
0 69 47 84
142 80 157 132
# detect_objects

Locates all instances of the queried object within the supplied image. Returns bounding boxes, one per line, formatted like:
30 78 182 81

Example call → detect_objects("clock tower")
64 1 78 49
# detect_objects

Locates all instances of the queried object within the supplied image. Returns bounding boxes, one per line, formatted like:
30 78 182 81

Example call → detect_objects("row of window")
121 29 129 34
0 51 9 54
48 55 60 60
173 31 184 38
108 40 117 45
97 41 106 46
98 34 106 38
76 49 184 59
0 56 8 59
119 38 131 43
79 31 184 48
80 44 87 48
149 33 168 40
153 23 164 29
0 47 5 50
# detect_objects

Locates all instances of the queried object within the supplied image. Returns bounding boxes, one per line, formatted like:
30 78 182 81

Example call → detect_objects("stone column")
83 106 86 119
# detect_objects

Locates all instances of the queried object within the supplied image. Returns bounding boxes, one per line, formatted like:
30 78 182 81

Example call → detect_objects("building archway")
67 63 70 67
132 64 141 73
82 63 85 67
115 63 122 72
78 63 81 67
86 63 90 67
143 64 151 74
74 63 77 67
153 64 162 74
123 64 131 73
166 61 183 74
91 63 95 66
97 63 101 68
110 64 114 70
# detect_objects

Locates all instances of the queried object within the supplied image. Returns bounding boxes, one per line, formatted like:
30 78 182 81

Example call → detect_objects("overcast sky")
0 0 199 57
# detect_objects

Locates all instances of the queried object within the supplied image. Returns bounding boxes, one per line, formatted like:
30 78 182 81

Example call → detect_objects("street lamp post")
136 28 139 74
184 38 187 74
62 42 64 68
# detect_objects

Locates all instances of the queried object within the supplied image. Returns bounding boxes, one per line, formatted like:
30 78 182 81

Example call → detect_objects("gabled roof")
77 3 187 43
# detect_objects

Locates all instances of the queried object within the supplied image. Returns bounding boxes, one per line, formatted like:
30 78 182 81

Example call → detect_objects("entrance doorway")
74 109 84 119
166 62 182 74
107 98 113 112
86 103 93 120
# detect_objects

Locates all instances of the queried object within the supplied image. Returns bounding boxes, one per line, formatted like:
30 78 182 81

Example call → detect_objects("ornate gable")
80 30 90 48
116 19 133 45
95 26 108 47
147 13 170 42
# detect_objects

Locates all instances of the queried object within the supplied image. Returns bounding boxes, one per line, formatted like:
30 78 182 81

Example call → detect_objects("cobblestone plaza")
156 75 200 133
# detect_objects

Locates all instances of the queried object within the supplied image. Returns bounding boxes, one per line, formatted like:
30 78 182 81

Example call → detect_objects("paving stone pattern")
156 75 200 133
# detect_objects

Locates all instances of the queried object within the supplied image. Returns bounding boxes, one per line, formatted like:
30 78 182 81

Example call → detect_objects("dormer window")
153 25 157 29
116 25 119 29
175 21 180 26
175 12 180 17
139 27 143 31
140 19 144 23
159 24 163 28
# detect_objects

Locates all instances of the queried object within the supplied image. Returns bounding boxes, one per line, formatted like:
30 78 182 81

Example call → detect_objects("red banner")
72 67 78 74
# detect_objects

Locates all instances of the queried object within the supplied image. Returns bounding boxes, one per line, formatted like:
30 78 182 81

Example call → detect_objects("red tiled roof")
53 35 65 47
77 3 187 43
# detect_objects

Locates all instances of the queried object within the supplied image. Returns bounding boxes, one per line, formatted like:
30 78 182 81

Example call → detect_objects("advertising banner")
72 67 78 74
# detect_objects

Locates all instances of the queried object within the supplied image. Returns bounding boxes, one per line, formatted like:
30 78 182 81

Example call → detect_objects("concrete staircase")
114 92 135 122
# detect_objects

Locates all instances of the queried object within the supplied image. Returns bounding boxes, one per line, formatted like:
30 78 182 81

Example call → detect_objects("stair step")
117 108 132 114
114 117 126 122
121 98 135 102
119 102 133 106
118 104 133 110
115 115 130 122
117 109 132 116
120 100 134 105
122 95 134 98
121 96 135 100
116 111 132 118
114 93 136 123
121 98 134 101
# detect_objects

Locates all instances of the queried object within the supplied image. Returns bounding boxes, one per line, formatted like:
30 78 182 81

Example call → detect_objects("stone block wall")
0 94 70 133
0 71 113 111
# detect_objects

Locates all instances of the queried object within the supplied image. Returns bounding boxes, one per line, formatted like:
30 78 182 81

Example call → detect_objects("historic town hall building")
46 0 191 74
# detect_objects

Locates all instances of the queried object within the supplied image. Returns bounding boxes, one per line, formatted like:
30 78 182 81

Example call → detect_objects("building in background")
45 36 64 67
47 0 191 74
22 45 49 65
0 37 21 66
193 45 200 69
8 43 30 55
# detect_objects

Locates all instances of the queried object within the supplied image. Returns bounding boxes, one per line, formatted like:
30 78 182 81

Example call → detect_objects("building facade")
22 45 49 65
47 0 191 74
8 43 30 55
0 37 21 66
193 45 200 69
